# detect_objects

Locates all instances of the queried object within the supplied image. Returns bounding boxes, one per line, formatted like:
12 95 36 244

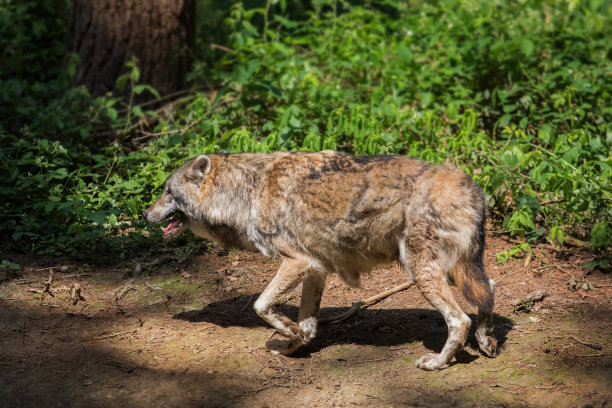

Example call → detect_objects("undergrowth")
0 0 610 259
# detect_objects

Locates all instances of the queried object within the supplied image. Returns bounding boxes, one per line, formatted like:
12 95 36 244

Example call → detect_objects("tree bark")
66 0 195 98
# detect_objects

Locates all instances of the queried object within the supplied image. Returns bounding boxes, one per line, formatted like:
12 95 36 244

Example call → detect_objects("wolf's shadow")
173 294 512 362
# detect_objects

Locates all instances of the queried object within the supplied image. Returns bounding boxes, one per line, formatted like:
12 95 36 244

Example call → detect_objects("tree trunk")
66 0 195 98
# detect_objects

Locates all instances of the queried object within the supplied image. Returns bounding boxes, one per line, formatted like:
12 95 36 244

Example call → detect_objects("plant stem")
263 0 271 42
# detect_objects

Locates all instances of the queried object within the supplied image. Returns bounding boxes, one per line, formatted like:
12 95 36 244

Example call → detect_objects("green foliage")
0 0 70 130
496 242 532 265
0 0 610 258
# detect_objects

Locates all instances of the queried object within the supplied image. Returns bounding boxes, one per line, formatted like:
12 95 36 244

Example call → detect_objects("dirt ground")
1 234 610 408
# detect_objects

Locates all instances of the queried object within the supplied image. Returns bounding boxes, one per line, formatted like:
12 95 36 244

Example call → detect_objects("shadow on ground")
173 293 512 361
1 300 512 408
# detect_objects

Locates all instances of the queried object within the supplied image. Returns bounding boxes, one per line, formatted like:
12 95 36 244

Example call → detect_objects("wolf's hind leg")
408 255 471 371
254 257 310 355
298 271 326 341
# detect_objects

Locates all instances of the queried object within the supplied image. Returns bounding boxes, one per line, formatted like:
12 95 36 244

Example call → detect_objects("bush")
0 0 610 257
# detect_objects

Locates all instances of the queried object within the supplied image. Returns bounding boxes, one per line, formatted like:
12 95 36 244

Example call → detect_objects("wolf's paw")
415 353 449 371
477 335 497 357
265 338 303 356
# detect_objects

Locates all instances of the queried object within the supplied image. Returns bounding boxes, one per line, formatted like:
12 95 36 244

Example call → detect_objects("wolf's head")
143 155 211 238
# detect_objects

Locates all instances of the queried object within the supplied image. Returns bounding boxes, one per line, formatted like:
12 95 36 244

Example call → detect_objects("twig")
104 361 134 373
569 335 603 350
56 273 92 280
143 282 162 292
132 117 204 141
539 199 567 205
576 352 604 357
531 265 556 274
120 87 205 113
232 384 291 399
35 266 69 272
494 270 522 286
210 43 234 53
17 273 92 285
554 265 573 277
241 294 255 311
93 330 137 341
319 281 413 325
352 358 388 364
388 344 415 351
115 286 136 302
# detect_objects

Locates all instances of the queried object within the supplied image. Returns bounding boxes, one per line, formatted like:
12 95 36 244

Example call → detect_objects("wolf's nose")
142 210 148 221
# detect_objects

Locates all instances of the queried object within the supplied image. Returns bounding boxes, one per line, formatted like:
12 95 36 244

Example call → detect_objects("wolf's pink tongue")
162 219 179 235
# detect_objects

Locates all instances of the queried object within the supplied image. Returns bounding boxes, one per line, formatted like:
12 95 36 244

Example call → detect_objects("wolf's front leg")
254 257 313 355
297 271 326 341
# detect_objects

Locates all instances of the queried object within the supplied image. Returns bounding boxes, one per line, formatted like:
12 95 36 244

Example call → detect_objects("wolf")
143 151 497 370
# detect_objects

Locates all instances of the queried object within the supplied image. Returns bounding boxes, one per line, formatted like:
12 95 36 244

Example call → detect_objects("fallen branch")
115 286 136 302
319 281 413 325
569 335 603 350
511 290 549 311
18 273 92 285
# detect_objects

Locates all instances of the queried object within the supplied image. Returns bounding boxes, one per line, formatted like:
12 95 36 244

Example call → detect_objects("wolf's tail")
451 256 494 312
449 215 494 312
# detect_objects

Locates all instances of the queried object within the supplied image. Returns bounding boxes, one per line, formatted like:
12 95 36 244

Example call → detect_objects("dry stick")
555 265 573 277
119 87 205 113
132 117 205 141
18 273 92 285
241 294 255 311
569 335 603 350
539 199 568 205
210 43 234 53
115 286 136 302
319 281 414 326
494 270 523 286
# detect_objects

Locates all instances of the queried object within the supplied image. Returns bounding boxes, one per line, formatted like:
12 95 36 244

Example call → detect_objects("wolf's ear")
187 155 211 183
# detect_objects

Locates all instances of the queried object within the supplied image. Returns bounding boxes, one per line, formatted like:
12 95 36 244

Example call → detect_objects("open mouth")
161 212 186 238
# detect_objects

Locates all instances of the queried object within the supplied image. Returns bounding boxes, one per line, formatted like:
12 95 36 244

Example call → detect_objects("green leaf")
132 106 144 118
520 38 535 57
398 45 413 63
499 114 512 127
107 107 117 121
420 92 433 107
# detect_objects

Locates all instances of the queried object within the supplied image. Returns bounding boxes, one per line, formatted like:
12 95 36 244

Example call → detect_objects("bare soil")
1 234 610 408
